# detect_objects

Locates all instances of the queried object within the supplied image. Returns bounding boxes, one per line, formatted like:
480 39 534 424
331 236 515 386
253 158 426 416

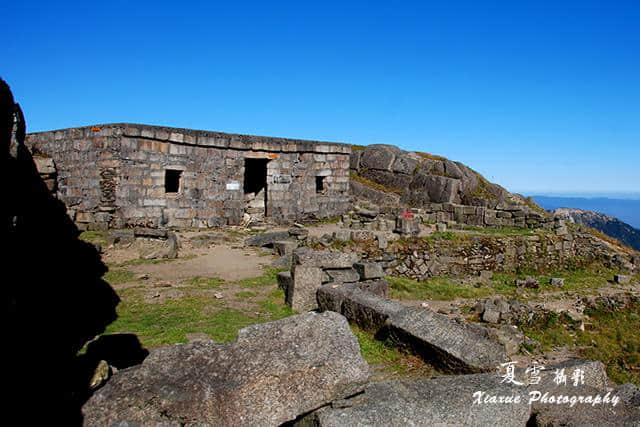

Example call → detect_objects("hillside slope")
553 208 640 251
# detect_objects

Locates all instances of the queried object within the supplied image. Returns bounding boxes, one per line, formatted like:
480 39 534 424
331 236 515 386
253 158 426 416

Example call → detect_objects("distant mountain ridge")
552 207 640 251
533 195 640 229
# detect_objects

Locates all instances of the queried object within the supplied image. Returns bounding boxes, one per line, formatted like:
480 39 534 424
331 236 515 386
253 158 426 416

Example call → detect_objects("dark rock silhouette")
1 77 143 424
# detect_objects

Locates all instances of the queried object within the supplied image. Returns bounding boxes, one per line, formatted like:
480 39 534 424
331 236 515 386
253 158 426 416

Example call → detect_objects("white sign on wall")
226 181 241 190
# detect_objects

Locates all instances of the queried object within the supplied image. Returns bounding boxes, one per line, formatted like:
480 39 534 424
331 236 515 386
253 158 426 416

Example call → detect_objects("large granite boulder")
82 312 370 426
350 144 511 208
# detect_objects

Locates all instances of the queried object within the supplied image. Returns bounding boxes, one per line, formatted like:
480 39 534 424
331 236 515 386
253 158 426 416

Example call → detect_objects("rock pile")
278 248 389 311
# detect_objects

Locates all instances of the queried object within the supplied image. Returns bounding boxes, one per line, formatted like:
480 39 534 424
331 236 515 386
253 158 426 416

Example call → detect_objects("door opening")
244 158 270 221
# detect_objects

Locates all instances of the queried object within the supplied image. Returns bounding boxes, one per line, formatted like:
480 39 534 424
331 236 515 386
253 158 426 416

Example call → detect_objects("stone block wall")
26 124 351 229
386 202 551 229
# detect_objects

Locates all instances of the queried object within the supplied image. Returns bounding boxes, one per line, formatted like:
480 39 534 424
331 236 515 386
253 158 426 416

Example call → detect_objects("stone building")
26 123 351 229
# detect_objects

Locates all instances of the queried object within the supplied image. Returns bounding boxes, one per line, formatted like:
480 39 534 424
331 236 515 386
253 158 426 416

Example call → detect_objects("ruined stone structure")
26 124 351 229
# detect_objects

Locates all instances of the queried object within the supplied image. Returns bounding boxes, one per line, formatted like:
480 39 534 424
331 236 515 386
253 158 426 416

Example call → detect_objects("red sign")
402 210 414 220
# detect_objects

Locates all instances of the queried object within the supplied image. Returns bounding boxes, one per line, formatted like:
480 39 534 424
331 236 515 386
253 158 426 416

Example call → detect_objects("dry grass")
350 171 404 195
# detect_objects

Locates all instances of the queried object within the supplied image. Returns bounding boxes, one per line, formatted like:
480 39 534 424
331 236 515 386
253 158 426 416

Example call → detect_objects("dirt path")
129 243 272 282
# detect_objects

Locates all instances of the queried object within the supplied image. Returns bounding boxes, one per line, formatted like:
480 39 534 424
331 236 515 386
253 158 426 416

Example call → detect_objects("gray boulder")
82 312 370 426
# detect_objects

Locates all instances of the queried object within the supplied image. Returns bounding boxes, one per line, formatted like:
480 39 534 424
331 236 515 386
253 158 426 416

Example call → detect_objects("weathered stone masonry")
26 123 351 229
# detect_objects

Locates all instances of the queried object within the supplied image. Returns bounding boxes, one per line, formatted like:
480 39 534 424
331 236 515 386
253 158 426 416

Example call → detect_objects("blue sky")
2 1 639 195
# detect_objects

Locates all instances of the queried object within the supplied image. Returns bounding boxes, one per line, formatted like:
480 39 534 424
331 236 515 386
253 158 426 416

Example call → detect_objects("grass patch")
102 267 295 349
260 289 295 319
388 264 617 302
491 264 616 295
460 225 537 237
186 276 224 289
583 226 638 255
351 325 433 376
79 230 108 245
388 276 501 301
103 269 136 285
468 175 499 201
520 303 640 386
579 303 640 385
237 267 286 287
314 215 342 225
416 151 447 161
523 196 547 214
235 290 258 298
520 312 576 351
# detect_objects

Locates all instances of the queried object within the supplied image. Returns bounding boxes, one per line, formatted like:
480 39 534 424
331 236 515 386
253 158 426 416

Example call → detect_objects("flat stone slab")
299 359 633 427
317 285 507 373
388 307 508 373
325 268 360 284
83 312 370 426
293 248 359 269
245 231 291 247
298 374 531 426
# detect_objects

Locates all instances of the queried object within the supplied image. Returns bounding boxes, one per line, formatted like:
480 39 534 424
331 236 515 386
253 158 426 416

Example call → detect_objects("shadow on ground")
1 78 147 424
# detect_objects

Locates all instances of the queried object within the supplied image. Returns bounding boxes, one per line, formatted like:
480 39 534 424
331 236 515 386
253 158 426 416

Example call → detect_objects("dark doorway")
244 158 270 219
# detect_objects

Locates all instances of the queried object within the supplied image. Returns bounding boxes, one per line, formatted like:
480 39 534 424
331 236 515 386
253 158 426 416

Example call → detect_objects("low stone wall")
383 230 635 280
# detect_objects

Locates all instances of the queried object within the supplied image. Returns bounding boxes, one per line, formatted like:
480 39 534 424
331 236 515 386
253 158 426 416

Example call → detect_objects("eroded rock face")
351 144 510 208
82 312 370 426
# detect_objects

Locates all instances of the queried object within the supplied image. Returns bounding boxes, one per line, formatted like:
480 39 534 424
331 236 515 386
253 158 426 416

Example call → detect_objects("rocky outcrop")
351 144 515 208
553 207 640 251
82 312 370 426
